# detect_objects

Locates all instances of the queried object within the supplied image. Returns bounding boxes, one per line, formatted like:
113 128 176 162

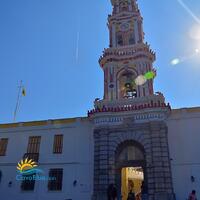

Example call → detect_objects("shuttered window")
27 136 41 153
21 136 41 191
48 169 63 191
53 135 63 154
21 174 36 191
0 138 8 156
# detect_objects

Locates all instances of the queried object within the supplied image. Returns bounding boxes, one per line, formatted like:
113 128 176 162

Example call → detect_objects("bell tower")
100 0 155 102
90 1 175 200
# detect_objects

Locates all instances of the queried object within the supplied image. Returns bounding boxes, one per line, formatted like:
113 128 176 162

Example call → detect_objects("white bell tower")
98 0 156 104
91 1 175 200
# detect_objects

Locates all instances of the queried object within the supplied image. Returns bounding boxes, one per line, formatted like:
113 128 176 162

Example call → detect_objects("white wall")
2 107 200 200
0 118 94 200
167 108 200 200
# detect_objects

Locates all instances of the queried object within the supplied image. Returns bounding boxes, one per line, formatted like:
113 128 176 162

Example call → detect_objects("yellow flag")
22 88 26 96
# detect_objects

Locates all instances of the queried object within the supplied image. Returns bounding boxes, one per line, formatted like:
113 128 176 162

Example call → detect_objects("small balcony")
23 153 39 162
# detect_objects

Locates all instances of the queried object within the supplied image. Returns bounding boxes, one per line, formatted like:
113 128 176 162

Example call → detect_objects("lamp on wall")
73 180 77 187
191 176 195 183
8 181 12 187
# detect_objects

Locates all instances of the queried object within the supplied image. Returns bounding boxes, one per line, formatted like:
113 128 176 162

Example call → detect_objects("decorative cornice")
90 106 170 128
0 118 81 129
99 43 155 67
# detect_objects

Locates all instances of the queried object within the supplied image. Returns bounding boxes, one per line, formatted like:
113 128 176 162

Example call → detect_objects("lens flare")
171 49 200 66
171 58 180 65
135 75 147 86
195 48 200 54
144 71 156 80
176 0 200 25
190 25 200 40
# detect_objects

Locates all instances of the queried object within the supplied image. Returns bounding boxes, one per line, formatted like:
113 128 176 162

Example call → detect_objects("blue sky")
0 0 200 123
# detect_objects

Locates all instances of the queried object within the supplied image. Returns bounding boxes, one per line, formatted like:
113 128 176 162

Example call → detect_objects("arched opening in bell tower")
117 69 138 99
117 33 124 46
119 0 129 12
129 32 136 45
115 141 148 200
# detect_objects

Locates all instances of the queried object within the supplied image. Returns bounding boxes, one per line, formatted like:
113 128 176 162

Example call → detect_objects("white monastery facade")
0 1 200 200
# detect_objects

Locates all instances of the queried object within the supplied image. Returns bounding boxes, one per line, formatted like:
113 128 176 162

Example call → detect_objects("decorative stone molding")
93 121 175 200
93 94 166 109
99 43 155 67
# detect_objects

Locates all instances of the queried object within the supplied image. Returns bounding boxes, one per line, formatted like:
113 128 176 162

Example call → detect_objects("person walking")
127 190 135 200
107 184 117 200
111 185 117 200
107 184 113 200
188 190 197 200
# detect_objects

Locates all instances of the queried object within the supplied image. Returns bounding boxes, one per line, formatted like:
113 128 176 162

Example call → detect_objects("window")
117 34 123 46
48 169 63 191
27 136 41 153
0 138 8 156
25 136 41 162
21 136 41 191
21 174 35 191
118 71 137 99
129 33 135 45
119 2 128 12
143 88 146 97
53 135 63 154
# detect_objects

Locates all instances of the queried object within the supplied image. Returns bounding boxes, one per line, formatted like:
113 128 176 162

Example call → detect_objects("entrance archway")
115 140 148 200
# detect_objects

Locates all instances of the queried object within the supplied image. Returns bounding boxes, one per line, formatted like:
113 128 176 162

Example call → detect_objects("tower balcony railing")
88 94 170 117
99 43 155 66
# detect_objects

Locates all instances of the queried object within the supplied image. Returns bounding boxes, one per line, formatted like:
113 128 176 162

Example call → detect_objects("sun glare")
195 49 200 54
190 25 200 40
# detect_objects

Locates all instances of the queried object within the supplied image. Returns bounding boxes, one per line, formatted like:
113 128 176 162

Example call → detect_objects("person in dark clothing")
111 185 117 200
188 190 197 200
107 184 113 200
141 181 147 194
107 184 117 200
127 190 135 200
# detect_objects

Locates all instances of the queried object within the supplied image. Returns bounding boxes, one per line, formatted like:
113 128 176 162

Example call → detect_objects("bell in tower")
120 71 137 99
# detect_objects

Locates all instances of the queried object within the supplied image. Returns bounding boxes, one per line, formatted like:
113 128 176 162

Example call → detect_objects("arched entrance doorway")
115 141 148 200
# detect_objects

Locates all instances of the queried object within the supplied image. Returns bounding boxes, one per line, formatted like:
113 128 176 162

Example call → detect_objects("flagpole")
13 80 23 122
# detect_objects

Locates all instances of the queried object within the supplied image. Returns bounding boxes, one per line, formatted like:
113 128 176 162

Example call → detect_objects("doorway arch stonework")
93 121 175 200
115 140 147 200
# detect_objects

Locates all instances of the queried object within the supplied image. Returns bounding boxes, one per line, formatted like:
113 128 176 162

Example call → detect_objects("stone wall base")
154 193 175 200
93 193 175 200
